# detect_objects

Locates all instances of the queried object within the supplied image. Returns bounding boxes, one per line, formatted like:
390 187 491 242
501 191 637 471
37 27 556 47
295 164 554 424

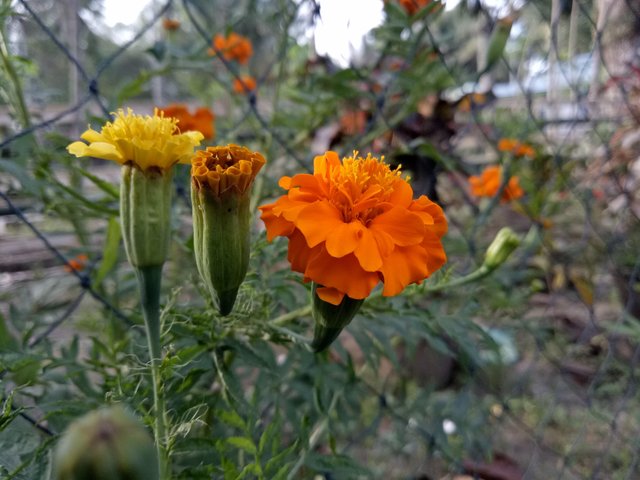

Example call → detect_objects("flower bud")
120 164 173 268
483 227 520 271
52 406 158 480
191 145 265 315
311 283 365 352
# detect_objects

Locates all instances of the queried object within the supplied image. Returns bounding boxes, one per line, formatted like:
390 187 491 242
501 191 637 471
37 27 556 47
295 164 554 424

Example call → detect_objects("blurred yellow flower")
67 108 204 171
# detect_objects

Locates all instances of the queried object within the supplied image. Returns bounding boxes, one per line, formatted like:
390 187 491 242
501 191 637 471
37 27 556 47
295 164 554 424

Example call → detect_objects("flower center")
327 154 404 224
102 109 179 143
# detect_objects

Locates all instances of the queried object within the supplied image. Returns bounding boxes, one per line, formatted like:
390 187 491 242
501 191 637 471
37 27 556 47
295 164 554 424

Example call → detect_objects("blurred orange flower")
208 32 253 65
391 0 436 15
457 93 487 112
497 138 518 152
159 104 215 139
259 151 448 305
514 143 535 158
339 110 367 136
469 165 524 203
233 75 257 94
498 138 535 158
162 18 180 31
64 253 88 272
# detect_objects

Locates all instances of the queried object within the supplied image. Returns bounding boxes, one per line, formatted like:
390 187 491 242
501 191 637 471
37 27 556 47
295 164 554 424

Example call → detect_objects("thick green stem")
136 265 170 480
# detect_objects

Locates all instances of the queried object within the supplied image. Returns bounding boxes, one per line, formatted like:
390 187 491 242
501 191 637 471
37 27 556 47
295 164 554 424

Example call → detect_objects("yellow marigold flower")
191 145 266 315
67 108 204 171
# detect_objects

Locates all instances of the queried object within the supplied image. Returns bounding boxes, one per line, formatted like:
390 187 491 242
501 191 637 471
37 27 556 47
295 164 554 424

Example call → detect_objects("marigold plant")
259 151 448 306
209 32 253 65
469 165 524 203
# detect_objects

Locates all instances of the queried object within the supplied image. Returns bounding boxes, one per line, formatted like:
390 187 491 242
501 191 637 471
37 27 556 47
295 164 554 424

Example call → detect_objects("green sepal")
192 182 251 316
311 283 364 352
120 164 173 268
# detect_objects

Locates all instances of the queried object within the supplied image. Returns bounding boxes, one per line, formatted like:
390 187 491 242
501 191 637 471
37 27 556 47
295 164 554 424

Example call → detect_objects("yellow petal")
80 128 104 143
68 141 123 163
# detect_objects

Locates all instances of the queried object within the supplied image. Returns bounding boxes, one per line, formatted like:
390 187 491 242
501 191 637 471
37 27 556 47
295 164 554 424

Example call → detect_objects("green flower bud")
120 164 173 268
483 227 520 271
52 406 158 480
311 283 364 352
190 145 265 316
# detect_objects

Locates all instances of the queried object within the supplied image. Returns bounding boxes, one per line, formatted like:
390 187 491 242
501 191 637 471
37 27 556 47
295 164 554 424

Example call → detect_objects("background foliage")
1 0 640 478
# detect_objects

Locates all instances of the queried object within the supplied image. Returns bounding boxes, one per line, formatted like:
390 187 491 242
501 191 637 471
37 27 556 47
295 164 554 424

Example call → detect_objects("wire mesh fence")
1 0 640 478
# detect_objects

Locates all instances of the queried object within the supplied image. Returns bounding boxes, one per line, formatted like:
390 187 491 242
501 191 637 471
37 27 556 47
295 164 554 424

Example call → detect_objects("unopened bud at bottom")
52 406 158 480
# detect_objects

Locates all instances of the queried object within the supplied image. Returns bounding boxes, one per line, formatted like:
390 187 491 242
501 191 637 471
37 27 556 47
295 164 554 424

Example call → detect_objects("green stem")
421 265 493 293
135 265 170 480
0 24 31 129
269 305 312 326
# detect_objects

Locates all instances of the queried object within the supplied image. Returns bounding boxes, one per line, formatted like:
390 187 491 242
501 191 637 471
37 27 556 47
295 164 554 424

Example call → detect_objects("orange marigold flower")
208 32 253 65
513 143 535 158
259 151 448 305
162 18 180 31
64 253 88 272
497 138 519 152
469 165 524 203
498 138 535 158
233 75 257 94
159 104 215 140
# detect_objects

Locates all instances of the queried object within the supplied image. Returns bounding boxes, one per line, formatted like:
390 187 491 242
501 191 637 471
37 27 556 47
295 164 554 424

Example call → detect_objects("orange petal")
305 249 379 300
388 178 413 207
287 229 316 274
316 286 346 305
369 206 424 247
354 227 383 271
295 200 344 248
325 221 365 258
379 245 430 296
259 203 295 241
421 232 448 274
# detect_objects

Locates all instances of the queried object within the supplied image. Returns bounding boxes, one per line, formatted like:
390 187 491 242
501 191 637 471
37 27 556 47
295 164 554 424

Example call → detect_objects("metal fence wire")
2 0 640 478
